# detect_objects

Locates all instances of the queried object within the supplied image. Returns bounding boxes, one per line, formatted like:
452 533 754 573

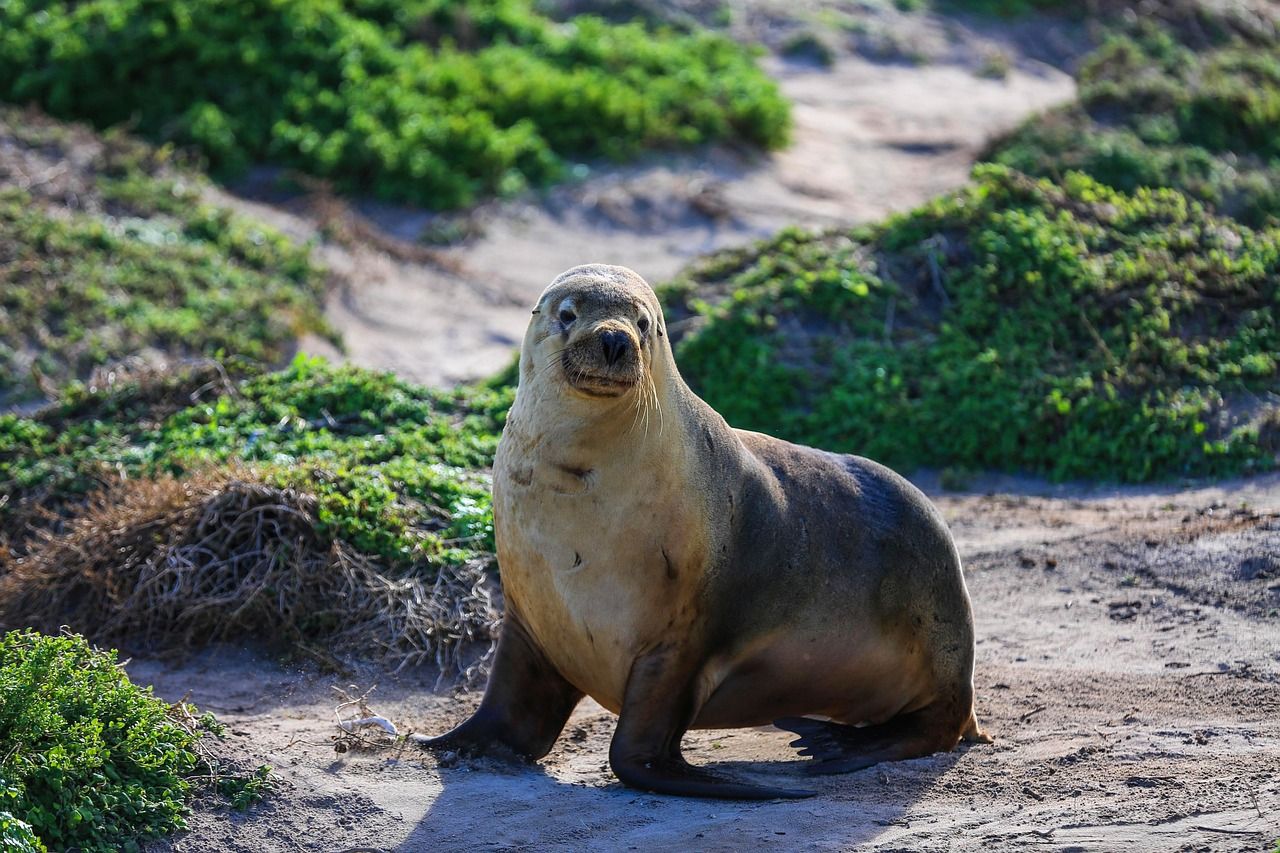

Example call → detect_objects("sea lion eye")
637 316 651 334
559 308 576 324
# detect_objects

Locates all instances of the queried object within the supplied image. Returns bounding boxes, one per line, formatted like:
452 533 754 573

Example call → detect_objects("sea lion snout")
599 329 631 366
561 320 643 397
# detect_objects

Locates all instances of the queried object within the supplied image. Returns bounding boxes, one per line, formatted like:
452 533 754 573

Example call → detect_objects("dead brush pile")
0 471 499 676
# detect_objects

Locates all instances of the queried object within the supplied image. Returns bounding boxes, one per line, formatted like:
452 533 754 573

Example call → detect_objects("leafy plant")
0 630 201 852
217 764 273 812
0 0 789 209
663 166 1279 482
1 355 510 569
0 783 46 853
988 20 1280 227
661 12 1280 483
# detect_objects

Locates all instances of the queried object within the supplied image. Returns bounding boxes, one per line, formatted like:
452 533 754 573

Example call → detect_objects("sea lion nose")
600 330 631 366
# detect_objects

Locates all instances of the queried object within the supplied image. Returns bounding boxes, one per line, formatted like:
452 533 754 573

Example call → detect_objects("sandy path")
214 49 1073 389
139 473 1280 852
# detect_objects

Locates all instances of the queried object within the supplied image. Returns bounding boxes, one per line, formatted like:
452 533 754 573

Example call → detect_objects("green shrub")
0 0 789 209
664 14 1280 483
0 630 200 853
988 23 1280 227
0 108 331 404
0 355 509 568
0 789 46 853
663 166 1279 482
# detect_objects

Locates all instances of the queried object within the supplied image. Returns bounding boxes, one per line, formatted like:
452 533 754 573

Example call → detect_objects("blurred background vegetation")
0 0 790 207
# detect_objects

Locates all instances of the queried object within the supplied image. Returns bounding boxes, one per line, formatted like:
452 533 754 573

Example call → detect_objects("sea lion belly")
494 446 704 713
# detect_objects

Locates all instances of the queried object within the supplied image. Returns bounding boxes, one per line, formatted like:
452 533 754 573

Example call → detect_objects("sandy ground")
213 26 1076 388
135 473 1280 853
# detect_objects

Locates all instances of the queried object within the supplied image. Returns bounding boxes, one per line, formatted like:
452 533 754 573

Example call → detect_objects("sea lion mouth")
563 368 640 398
556 323 645 398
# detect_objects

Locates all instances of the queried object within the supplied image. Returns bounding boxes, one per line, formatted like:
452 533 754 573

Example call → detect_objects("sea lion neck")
505 365 687 463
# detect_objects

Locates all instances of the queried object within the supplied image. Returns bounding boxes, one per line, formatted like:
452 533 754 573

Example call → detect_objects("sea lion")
414 264 989 799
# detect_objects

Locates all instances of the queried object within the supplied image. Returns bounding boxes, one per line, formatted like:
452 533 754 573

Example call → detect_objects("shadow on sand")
400 740 969 851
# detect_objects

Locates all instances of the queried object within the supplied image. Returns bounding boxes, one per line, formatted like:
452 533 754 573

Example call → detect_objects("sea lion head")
520 264 670 402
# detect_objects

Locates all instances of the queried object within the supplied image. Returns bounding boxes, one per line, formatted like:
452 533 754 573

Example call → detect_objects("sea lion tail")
960 712 993 744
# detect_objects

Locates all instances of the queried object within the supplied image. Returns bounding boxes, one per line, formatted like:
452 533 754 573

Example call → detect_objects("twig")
1191 826 1260 836
1019 704 1047 722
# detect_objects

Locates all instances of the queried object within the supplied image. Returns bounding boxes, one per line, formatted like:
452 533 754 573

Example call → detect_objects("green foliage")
217 764 272 812
0 630 200 853
0 108 331 404
0 786 46 853
988 23 1280 227
1 355 510 569
664 15 1280 483
664 166 1279 482
0 0 789 209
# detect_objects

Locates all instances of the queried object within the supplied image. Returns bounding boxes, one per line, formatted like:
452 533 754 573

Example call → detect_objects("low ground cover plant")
661 9 1280 483
0 0 789 209
0 108 331 405
662 166 1279 482
0 357 507 669
0 629 260 853
0 791 45 853
988 13 1280 227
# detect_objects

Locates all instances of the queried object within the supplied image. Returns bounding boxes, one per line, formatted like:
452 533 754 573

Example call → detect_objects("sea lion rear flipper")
610 647 816 800
775 703 983 776
412 613 582 760
773 716 847 760
774 715 906 775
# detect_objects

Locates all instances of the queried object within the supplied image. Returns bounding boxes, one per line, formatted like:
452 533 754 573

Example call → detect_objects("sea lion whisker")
645 369 662 438
534 346 574 383
625 388 645 436
623 369 649 435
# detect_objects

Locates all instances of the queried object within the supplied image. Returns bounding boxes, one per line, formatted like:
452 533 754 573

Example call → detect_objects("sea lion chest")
492 427 706 712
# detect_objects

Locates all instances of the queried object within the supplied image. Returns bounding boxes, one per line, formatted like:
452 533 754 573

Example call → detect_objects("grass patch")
0 355 508 564
0 108 331 405
0 356 507 670
0 0 789 209
662 165 1279 482
0 629 263 853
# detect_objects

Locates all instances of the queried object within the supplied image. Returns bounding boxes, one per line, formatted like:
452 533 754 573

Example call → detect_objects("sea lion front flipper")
609 646 816 800
412 613 582 760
